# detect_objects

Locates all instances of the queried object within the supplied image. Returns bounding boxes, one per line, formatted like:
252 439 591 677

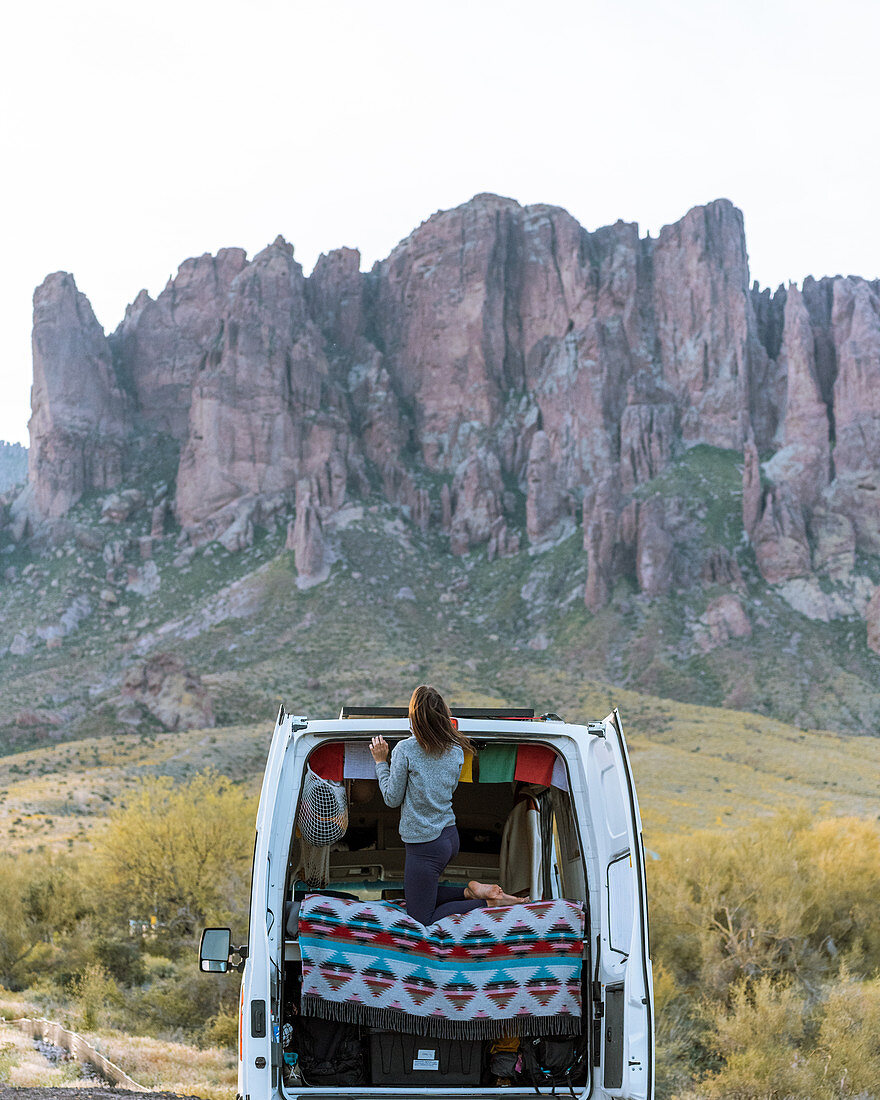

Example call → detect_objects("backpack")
518 1036 586 1095
288 1016 366 1086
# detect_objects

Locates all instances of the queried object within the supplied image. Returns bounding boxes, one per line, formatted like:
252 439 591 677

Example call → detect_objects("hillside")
0 446 878 757
2 684 880 857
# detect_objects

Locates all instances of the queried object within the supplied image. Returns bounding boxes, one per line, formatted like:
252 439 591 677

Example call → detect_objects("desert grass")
83 1032 237 1099
0 1020 91 1088
0 1012 236 1098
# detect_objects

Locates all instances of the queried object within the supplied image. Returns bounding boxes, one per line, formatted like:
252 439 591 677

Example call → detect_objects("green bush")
71 962 120 1031
91 772 256 937
201 1008 239 1049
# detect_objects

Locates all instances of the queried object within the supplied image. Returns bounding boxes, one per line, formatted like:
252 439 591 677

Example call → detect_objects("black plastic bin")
369 1030 483 1086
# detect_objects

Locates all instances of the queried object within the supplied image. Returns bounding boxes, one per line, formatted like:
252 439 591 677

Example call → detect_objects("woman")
370 684 524 926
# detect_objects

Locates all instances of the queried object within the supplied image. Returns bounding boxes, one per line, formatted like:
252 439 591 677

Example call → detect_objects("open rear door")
584 709 653 1099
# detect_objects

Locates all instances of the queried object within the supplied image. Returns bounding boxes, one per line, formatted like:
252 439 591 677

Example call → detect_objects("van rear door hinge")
587 722 606 737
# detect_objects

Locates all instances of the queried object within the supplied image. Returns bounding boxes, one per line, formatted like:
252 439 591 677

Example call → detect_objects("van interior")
280 737 592 1091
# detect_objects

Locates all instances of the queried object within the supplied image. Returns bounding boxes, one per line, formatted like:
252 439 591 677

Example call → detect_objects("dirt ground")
0 1091 204 1100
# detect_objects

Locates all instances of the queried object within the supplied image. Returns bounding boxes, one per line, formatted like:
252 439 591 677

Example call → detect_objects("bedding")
298 894 585 1039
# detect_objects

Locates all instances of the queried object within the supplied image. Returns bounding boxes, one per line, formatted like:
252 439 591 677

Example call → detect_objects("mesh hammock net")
295 767 349 888
298 765 349 848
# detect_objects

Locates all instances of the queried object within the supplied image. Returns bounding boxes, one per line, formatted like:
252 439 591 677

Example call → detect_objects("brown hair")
409 685 474 757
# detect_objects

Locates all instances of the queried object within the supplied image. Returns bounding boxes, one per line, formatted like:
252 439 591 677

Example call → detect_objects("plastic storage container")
369 1030 483 1086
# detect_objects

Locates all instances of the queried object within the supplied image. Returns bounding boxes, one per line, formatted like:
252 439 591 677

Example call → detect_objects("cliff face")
18 194 880 647
28 272 129 519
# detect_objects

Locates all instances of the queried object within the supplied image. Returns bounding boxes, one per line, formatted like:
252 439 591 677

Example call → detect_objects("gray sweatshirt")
375 735 464 843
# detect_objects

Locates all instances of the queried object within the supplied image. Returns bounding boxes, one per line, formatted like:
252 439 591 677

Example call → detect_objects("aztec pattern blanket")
298 894 585 1039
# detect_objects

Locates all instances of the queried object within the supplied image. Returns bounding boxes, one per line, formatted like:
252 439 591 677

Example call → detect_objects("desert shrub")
92 935 147 987
0 852 91 989
653 961 705 1098
649 811 880 999
798 817 880 973
807 973 880 1098
201 1007 238 1049
91 772 256 936
71 962 120 1030
127 966 239 1037
698 976 811 1099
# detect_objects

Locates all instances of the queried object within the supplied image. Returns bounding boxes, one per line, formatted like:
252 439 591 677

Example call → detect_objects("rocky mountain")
0 194 878 746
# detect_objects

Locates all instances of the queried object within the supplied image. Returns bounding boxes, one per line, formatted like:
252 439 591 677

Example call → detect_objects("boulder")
125 560 161 597
695 594 752 652
753 487 811 584
100 489 144 523
122 653 215 731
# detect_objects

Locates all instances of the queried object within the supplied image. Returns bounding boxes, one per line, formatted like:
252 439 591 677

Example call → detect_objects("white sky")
2 0 878 445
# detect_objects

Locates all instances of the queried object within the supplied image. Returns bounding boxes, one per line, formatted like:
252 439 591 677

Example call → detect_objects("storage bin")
368 1030 483 1085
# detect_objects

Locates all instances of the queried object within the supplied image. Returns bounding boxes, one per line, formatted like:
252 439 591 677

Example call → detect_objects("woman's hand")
370 736 389 763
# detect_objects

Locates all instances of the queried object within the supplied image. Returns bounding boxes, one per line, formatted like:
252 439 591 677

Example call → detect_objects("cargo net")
295 767 349 888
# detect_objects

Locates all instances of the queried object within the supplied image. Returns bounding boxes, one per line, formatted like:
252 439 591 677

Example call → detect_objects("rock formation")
122 652 214 731
112 248 248 442
27 273 128 521
16 194 880 646
867 587 880 655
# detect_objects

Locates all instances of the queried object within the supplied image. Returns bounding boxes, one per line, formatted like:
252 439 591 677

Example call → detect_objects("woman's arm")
373 740 408 807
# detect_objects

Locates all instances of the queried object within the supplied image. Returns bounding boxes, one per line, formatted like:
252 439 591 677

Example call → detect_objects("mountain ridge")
0 194 879 745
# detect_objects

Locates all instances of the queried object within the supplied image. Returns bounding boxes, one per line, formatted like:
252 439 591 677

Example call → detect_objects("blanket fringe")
301 994 581 1040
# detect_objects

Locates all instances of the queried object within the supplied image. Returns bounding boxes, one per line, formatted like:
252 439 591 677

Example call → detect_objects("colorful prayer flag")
514 744 556 787
459 748 475 782
309 742 344 781
478 744 517 783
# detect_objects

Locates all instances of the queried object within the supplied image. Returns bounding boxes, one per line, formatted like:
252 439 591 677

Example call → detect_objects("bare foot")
466 880 504 902
485 890 528 908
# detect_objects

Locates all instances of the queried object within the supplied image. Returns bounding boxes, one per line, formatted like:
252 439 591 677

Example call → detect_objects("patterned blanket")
298 895 585 1038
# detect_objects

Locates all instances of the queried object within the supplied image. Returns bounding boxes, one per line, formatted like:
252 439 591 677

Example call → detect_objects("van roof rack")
339 706 536 720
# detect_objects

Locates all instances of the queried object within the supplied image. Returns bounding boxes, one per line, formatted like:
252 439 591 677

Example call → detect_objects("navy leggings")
404 824 486 926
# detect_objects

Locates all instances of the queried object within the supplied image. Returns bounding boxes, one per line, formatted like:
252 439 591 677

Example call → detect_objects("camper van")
200 705 653 1100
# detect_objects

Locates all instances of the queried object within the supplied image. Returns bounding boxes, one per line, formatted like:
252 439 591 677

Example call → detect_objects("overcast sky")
2 0 878 445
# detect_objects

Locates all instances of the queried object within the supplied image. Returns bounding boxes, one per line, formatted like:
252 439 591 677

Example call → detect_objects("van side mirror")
199 927 231 972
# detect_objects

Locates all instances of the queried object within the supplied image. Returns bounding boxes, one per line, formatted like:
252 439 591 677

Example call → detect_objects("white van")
200 705 653 1100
